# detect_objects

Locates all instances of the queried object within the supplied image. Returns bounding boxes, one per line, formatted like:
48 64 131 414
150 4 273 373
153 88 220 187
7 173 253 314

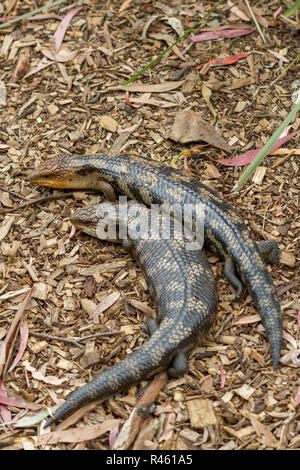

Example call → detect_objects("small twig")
271 149 296 169
0 193 70 213
29 330 122 348
29 331 84 349
214 312 234 339
0 186 27 201
245 0 266 44
76 331 122 342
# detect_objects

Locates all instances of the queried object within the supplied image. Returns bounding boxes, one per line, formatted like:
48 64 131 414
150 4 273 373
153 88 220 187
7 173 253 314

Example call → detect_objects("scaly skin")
43 201 217 427
30 153 282 368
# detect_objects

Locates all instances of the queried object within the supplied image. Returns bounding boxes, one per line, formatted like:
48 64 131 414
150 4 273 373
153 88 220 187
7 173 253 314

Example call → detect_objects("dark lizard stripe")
44 201 217 427
30 153 282 368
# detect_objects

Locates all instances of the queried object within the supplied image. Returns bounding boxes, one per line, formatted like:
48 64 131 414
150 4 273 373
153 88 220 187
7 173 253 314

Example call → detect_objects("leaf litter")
0 0 299 451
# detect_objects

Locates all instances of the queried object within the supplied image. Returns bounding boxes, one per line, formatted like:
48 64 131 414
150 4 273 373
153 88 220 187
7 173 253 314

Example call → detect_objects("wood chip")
32 282 48 300
0 216 15 242
279 251 296 267
80 298 97 315
235 384 256 400
169 110 233 151
99 115 118 132
186 399 217 428
252 166 267 184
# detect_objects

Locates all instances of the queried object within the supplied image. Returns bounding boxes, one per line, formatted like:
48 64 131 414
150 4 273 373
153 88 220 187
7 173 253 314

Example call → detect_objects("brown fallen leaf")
0 287 34 378
41 46 78 63
247 412 277 447
168 110 233 152
38 419 120 445
91 292 121 323
112 372 168 450
22 360 67 385
124 80 185 93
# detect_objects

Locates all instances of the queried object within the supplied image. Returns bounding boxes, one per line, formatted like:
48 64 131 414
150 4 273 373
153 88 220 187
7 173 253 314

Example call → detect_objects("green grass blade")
123 0 226 86
0 0 69 30
233 101 300 191
284 0 300 17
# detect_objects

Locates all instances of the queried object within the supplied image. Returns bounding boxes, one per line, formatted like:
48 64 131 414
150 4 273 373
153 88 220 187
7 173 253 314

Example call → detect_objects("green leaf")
234 102 300 190
284 0 300 17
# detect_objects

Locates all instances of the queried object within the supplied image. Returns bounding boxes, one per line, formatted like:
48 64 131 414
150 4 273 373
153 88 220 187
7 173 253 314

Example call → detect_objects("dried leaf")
282 330 297 349
196 52 250 69
238 2 270 28
109 422 120 449
0 393 42 410
228 1 250 21
129 96 178 108
269 50 289 63
191 28 255 42
0 379 11 423
22 360 67 385
248 413 276 446
162 17 184 36
124 80 185 93
169 110 233 151
158 404 176 443
118 0 133 16
234 314 261 324
92 292 121 320
37 419 120 445
217 130 300 166
220 365 226 388
41 46 78 63
0 288 34 378
295 385 300 407
24 58 54 79
0 287 30 301
51 7 83 54
8 322 29 373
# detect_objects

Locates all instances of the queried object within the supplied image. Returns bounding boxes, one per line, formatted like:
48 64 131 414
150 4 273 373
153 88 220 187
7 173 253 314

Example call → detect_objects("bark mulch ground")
0 0 299 450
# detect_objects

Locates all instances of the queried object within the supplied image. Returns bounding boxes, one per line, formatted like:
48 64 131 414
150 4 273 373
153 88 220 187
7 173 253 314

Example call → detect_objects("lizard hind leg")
257 240 280 265
224 255 243 298
142 318 188 378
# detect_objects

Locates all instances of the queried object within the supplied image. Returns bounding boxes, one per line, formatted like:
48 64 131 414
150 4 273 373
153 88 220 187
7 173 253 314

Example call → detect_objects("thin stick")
271 149 296 169
0 186 27 201
0 0 69 29
29 330 122 347
29 331 84 349
76 331 122 342
245 0 266 44
0 192 70 213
